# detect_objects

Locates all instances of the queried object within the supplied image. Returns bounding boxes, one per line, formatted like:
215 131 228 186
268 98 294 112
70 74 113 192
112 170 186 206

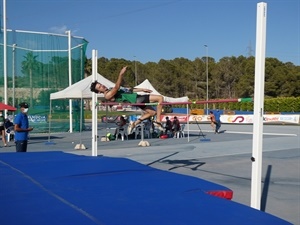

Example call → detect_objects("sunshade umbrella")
0 102 17 111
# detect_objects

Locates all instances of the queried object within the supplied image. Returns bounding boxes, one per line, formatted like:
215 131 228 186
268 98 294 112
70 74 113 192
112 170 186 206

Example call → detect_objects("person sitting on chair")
4 118 14 130
90 66 164 133
0 112 8 147
165 116 172 134
172 116 181 137
4 118 14 142
114 115 127 138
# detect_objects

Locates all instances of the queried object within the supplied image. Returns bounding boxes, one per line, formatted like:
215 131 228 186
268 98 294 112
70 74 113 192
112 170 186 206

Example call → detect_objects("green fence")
1 29 88 132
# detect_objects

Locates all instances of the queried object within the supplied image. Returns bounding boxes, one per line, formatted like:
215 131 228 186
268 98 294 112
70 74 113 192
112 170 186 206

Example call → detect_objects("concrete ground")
1 123 299 225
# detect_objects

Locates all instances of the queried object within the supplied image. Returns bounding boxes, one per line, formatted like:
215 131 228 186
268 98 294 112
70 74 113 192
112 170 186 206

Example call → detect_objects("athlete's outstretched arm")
105 66 127 100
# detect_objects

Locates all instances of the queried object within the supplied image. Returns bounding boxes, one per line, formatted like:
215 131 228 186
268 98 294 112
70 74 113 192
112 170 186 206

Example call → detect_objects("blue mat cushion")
0 151 291 225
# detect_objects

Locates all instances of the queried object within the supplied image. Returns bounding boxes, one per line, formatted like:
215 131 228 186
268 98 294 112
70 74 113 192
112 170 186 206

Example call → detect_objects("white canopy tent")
50 74 114 100
135 79 189 103
50 76 189 103
48 73 115 146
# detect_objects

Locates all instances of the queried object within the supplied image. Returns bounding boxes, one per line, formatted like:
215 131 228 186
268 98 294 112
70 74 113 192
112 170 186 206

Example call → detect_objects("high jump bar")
96 98 253 106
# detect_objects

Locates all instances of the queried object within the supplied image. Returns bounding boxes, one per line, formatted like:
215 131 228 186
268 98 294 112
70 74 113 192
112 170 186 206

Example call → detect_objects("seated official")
165 116 172 134
172 116 181 136
114 116 127 138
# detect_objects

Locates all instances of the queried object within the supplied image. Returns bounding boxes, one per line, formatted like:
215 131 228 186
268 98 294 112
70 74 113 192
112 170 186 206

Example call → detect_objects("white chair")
143 122 152 139
115 125 128 141
135 123 151 139
134 124 143 139
6 126 14 142
175 124 185 138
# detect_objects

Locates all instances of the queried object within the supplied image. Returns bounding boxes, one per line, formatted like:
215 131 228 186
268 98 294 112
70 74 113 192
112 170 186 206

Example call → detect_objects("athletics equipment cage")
0 29 88 132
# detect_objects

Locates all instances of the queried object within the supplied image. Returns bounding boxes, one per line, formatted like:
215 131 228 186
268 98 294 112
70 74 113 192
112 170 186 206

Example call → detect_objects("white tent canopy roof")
50 74 114 100
135 79 189 102
135 79 161 95
50 75 189 103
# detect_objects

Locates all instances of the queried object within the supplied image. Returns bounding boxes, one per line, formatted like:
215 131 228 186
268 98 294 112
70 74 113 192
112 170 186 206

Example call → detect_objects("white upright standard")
3 0 8 117
251 2 267 210
66 30 73 133
92 50 98 156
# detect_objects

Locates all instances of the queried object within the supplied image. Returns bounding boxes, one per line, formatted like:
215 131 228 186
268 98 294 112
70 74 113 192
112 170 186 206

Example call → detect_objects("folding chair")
135 123 151 139
175 124 185 138
6 127 15 142
115 125 128 141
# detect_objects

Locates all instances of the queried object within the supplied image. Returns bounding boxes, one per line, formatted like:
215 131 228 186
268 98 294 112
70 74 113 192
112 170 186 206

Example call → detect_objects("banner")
162 114 299 125
220 114 299 124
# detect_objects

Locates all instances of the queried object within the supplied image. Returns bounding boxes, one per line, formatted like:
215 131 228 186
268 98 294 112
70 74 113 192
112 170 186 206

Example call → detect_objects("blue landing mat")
0 151 291 225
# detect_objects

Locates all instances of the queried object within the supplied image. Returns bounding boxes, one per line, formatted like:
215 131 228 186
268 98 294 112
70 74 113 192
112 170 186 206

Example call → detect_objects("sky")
3 0 300 65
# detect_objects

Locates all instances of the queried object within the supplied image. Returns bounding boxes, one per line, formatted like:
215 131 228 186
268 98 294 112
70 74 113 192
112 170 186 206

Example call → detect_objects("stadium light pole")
12 44 16 107
204 45 209 114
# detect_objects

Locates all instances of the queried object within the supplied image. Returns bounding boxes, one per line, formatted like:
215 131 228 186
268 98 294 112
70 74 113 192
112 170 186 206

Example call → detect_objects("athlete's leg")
136 109 155 124
129 94 164 134
149 95 164 123
128 109 156 134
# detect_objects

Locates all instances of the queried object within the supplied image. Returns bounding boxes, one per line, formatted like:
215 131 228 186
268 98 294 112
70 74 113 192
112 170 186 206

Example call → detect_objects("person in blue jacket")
214 109 222 133
209 110 221 134
14 102 34 152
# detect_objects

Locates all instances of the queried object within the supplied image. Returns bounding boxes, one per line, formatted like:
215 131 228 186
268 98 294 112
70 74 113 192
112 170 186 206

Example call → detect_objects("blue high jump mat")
0 151 291 225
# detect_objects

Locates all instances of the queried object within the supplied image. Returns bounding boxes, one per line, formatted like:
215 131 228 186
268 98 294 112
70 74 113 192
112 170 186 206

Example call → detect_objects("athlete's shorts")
136 95 154 111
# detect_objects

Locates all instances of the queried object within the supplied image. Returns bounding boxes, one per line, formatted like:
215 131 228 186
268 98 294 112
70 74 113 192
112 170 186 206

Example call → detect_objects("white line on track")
188 129 298 136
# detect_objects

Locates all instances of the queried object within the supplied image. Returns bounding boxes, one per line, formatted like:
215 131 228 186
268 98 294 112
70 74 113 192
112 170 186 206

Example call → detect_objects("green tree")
236 56 255 98
21 52 39 107
84 57 92 78
192 58 206 99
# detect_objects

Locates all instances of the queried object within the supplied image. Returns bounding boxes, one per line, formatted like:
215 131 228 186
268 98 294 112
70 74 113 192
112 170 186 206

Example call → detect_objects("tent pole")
187 104 189 142
45 100 55 145
79 98 83 147
105 103 108 137
73 98 86 150
48 100 51 142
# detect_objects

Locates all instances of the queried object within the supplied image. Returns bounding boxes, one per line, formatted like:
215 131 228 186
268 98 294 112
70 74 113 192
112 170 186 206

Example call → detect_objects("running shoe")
153 121 164 131
127 121 136 134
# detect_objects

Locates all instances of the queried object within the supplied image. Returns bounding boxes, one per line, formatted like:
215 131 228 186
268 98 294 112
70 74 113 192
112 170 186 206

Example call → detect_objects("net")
0 29 88 132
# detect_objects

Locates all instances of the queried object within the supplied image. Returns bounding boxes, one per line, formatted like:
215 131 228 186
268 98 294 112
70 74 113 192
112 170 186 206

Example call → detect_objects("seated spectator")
5 118 14 130
172 116 181 137
0 112 7 147
114 116 127 138
165 116 172 134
